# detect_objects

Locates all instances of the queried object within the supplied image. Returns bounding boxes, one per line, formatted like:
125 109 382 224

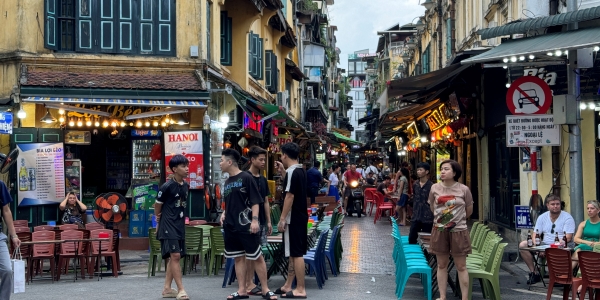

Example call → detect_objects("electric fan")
93 192 127 225
0 148 19 174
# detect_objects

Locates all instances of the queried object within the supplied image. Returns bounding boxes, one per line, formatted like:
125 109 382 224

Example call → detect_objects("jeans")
309 187 319 204
408 220 433 244
0 232 12 299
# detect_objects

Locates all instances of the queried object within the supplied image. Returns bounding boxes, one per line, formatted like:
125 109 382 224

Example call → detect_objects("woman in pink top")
428 159 473 300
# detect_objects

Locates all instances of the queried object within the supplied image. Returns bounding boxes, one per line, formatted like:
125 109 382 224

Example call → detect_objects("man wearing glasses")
518 194 575 284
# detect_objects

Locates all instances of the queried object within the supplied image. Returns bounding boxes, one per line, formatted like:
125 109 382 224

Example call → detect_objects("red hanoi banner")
164 131 204 189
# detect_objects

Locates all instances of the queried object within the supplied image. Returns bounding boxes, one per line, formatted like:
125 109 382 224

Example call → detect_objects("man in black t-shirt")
219 149 268 300
155 155 190 300
274 142 308 299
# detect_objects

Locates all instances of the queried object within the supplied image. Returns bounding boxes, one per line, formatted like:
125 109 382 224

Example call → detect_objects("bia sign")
523 68 557 86
167 133 200 142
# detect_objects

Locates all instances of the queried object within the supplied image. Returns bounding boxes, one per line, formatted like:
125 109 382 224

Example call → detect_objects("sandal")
262 291 278 300
273 288 288 295
162 289 178 298
176 291 190 300
248 286 262 295
227 292 250 300
281 291 307 299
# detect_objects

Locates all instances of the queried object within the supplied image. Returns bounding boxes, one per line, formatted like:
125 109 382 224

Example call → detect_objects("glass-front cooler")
131 130 162 180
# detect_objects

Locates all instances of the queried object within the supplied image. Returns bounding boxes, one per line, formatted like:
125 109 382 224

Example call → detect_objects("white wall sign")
506 114 561 147
17 143 65 206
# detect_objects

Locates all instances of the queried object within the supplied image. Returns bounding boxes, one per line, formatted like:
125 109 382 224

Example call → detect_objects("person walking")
408 162 434 244
428 159 473 300
306 161 323 204
155 154 190 300
219 148 267 300
274 143 308 299
244 147 277 300
0 180 21 300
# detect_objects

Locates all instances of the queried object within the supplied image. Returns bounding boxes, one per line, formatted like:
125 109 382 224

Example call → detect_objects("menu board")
17 143 65 206
163 131 204 189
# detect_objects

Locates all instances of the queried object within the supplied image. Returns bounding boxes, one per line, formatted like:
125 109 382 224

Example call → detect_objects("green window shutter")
273 54 279 93
265 50 273 91
45 0 58 50
258 38 264 80
446 18 452 60
248 32 254 76
139 0 153 53
118 0 134 53
76 0 94 52
220 12 232 65
156 0 175 55
99 0 116 53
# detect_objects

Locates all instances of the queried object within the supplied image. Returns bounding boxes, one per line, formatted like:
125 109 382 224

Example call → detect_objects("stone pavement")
11 216 574 299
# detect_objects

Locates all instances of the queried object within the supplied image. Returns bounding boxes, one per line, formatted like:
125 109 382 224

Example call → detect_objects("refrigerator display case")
65 159 82 198
132 130 162 180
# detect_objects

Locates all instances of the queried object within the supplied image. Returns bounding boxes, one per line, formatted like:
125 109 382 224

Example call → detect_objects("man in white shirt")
365 162 379 178
518 194 575 285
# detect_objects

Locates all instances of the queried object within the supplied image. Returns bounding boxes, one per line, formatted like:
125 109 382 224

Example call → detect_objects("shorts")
224 230 262 260
429 228 472 256
259 225 268 246
160 239 186 259
397 194 409 207
283 223 308 257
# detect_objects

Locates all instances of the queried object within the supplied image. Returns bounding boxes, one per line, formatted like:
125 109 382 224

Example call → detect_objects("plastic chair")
183 226 203 275
59 224 79 230
14 220 29 228
304 229 329 289
12 232 32 280
545 247 581 300
88 229 118 277
394 234 431 300
195 225 213 275
467 243 508 300
56 230 84 281
76 229 93 278
470 222 482 241
29 230 57 283
14 226 30 233
190 220 207 226
85 222 104 230
147 228 162 277
576 251 600 300
33 225 55 231
363 188 377 216
209 227 226 276
373 192 395 224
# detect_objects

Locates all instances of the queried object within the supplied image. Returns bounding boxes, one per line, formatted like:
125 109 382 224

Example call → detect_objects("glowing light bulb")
547 52 553 56
503 58 509 63
555 50 562 56
153 121 159 127
529 55 535 60
77 119 83 127
519 56 525 61
58 108 65 115
103 120 109 127
136 120 142 127
594 46 600 52
120 121 126 127
86 119 92 126
589 103 596 110
503 65 507 69
510 56 517 62
59 116 65 123
145 121 151 127
94 120 100 127
580 103 587 110
69 119 75 127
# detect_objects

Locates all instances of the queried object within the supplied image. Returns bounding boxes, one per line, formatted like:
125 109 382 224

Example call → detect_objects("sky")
328 0 426 75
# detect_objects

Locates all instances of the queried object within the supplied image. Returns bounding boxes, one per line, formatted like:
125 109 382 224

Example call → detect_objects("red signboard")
163 131 204 189
506 76 553 115
243 112 263 133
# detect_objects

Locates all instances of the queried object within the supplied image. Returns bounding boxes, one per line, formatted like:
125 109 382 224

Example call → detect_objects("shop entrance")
488 126 520 228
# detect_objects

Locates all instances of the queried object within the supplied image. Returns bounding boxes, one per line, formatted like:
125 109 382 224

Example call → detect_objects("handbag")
11 248 25 293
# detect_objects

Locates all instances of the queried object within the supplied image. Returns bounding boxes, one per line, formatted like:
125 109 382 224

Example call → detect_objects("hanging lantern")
238 136 248 148
224 140 232 149
242 147 250 156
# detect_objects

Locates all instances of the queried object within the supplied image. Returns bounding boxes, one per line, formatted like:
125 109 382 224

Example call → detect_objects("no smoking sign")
506 76 553 115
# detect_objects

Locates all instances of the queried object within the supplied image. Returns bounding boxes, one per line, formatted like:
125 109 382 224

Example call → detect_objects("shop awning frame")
461 27 600 65
387 64 470 99
23 97 207 108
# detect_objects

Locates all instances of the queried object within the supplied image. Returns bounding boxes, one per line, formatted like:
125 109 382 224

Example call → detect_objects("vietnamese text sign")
0 112 13 134
515 205 534 229
506 114 560 147
17 143 65 206
164 131 204 189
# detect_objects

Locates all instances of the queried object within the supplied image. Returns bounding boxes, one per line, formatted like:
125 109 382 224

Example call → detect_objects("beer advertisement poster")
16 143 65 206
163 131 204 189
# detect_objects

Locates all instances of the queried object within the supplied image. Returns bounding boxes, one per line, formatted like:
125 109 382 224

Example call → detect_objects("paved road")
11 216 567 299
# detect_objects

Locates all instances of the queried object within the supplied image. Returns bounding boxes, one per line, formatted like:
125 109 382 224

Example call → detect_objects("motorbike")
346 180 364 217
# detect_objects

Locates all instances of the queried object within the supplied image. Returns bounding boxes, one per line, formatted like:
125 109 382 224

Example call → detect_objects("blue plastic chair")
304 229 329 289
393 234 432 300
308 224 343 277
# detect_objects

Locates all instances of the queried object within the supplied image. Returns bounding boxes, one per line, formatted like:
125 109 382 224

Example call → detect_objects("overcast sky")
329 0 426 74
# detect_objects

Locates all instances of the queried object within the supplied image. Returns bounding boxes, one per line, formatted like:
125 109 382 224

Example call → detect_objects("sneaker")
527 272 541 284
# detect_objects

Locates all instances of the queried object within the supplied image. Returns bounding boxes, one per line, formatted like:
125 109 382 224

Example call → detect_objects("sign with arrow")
506 76 553 115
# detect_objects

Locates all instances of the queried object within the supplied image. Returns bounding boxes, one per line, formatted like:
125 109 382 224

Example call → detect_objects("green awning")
461 27 600 64
332 132 360 145
478 6 600 40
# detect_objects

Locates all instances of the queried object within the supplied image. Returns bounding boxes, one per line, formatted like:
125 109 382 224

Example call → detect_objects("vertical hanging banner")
164 131 204 189
17 143 65 206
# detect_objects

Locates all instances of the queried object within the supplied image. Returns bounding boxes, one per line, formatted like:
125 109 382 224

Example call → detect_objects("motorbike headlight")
350 181 358 188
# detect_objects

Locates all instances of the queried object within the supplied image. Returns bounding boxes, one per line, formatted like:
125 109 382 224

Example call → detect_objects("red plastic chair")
88 229 118 277
545 248 581 300
85 222 104 230
363 188 377 216
13 220 29 228
57 230 84 280
373 192 395 224
15 226 30 233
33 225 55 232
578 251 600 300
29 231 57 282
59 224 79 230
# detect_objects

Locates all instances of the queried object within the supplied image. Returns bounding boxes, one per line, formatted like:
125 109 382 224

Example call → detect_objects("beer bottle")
562 231 568 248
534 229 541 246
554 232 560 246
527 231 533 247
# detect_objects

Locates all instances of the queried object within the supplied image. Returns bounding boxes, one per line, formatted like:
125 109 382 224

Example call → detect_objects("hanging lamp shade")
40 109 56 123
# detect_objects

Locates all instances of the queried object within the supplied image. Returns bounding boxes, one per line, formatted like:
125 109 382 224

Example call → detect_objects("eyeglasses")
551 223 556 234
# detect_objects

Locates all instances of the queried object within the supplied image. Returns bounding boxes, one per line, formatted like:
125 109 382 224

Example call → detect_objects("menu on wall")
164 131 204 189
17 143 65 206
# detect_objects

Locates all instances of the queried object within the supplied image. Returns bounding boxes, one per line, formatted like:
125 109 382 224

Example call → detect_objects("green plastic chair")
147 228 162 277
209 227 226 276
467 231 501 264
182 226 203 275
471 227 490 255
467 243 507 300
195 225 214 275
470 222 482 241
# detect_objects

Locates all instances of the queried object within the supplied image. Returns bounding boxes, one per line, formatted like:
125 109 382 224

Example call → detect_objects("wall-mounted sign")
506 114 560 147
17 143 65 206
65 131 91 145
243 112 263 133
404 122 420 142
164 131 204 189
131 129 162 137
65 104 165 118
0 112 13 134
506 76 553 115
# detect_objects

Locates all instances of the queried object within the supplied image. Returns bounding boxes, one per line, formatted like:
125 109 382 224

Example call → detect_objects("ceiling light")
94 120 100 127
161 121 167 127
136 120 142 127
510 56 517 62
123 108 188 120
85 119 92 126
58 108 65 115
111 121 118 127
153 121 159 127
547 52 553 56
555 50 562 56
17 107 26 119
76 118 83 127
420 137 427 143
68 118 75 127
40 109 57 123
594 46 599 52
589 103 596 110
59 116 65 123
220 113 230 124
503 58 509 63
506 82 511 88
580 103 587 110
120 121 126 127
519 56 525 61
45 104 111 117
145 121 150 127
102 120 109 128
174 114 189 125
503 65 507 69
529 54 535 60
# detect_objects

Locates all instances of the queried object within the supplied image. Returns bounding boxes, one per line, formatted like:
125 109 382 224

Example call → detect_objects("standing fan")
93 192 127 225
0 148 19 174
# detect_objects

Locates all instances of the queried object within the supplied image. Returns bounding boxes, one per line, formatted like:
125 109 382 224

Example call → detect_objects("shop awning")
331 132 360 145
387 64 470 99
478 6 600 40
245 99 306 130
461 27 600 64
358 114 377 124
378 99 442 137
22 97 207 107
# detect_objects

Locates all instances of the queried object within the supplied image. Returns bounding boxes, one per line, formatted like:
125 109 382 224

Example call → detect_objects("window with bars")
422 45 430 74
44 0 176 55
248 31 263 80
220 11 232 65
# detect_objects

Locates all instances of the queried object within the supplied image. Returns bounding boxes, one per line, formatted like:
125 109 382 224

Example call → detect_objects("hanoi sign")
506 76 553 115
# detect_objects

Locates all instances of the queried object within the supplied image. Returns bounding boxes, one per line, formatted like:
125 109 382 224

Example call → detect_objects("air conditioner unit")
306 86 315 99
304 122 313 132
277 92 288 113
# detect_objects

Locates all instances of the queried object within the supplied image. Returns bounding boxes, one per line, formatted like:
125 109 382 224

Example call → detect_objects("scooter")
346 180 364 217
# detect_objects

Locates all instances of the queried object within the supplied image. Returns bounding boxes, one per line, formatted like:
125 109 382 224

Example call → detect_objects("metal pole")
567 0 584 225
531 146 538 195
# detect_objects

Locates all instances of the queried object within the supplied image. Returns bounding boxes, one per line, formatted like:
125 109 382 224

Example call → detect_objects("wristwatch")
11 235 18 239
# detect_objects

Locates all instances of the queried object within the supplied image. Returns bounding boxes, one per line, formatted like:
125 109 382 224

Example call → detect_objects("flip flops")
273 288 287 295
248 286 262 296
281 291 307 299
162 289 178 298
227 292 250 300
262 291 278 300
